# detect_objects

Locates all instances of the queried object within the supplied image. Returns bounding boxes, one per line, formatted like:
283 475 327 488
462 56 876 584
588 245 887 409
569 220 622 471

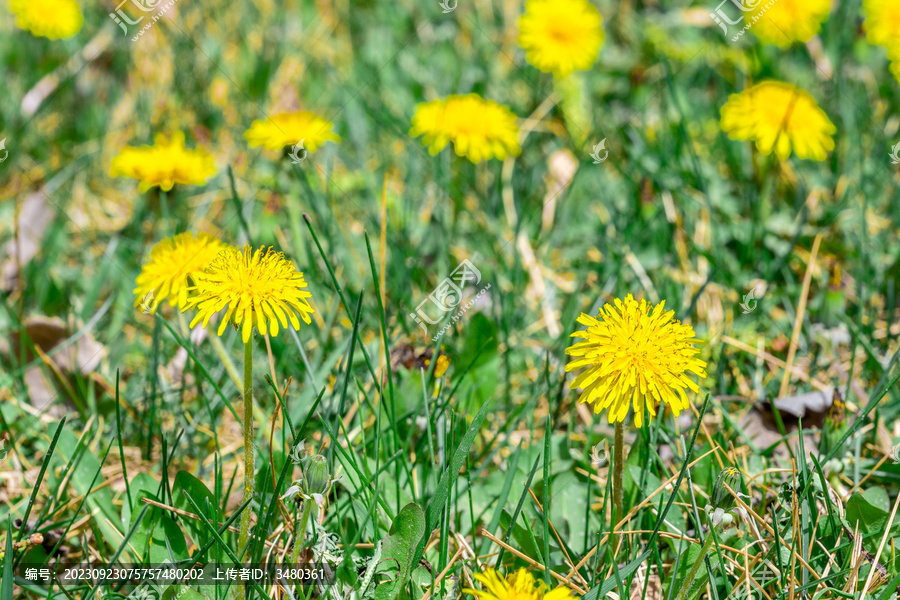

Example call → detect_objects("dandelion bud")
709 466 741 511
301 455 331 498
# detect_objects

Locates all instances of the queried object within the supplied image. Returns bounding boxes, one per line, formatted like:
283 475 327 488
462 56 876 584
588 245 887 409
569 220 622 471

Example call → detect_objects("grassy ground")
2 0 900 599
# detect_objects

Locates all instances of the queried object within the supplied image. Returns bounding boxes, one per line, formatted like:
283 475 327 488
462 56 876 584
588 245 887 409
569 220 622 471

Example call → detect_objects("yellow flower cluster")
108 0 603 172
135 238 315 343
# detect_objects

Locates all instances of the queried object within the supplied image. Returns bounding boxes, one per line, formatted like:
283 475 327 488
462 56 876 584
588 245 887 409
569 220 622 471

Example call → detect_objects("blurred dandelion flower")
410 94 520 163
862 0 900 48
747 0 831 47
10 0 83 39
863 0 900 81
110 132 216 192
565 294 706 427
720 81 836 162
134 233 224 314
517 0 604 78
464 568 573 600
185 245 315 343
244 111 340 152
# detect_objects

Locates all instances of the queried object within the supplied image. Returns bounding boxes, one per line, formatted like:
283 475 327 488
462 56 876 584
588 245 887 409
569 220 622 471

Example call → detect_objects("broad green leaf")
846 490 889 536
172 471 220 552
121 472 160 526
374 502 426 600
128 491 188 564
864 487 890 513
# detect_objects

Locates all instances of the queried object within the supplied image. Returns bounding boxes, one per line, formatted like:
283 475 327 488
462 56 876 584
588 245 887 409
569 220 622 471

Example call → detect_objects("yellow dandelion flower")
244 111 340 152
862 0 900 48
719 81 836 162
464 568 573 600
565 294 707 427
747 0 831 47
409 94 520 163
10 0 83 39
110 132 216 192
518 0 604 78
185 245 315 344
134 232 225 314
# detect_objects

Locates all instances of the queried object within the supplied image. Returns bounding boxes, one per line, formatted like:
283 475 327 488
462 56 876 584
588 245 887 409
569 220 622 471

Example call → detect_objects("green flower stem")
238 339 254 556
159 189 171 236
613 420 624 529
676 527 717 600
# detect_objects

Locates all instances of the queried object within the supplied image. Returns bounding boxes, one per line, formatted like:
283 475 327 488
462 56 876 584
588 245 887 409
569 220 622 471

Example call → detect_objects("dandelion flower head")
518 0 604 78
862 0 900 49
747 0 831 47
134 232 225 313
720 81 836 161
185 244 315 343
410 94 520 163
10 0 83 39
244 111 340 152
565 294 707 427
464 568 574 600
110 132 216 192
862 0 900 82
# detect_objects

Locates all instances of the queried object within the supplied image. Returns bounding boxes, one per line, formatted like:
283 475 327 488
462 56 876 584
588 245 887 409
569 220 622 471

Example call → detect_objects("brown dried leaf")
0 191 52 292
6 315 106 374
